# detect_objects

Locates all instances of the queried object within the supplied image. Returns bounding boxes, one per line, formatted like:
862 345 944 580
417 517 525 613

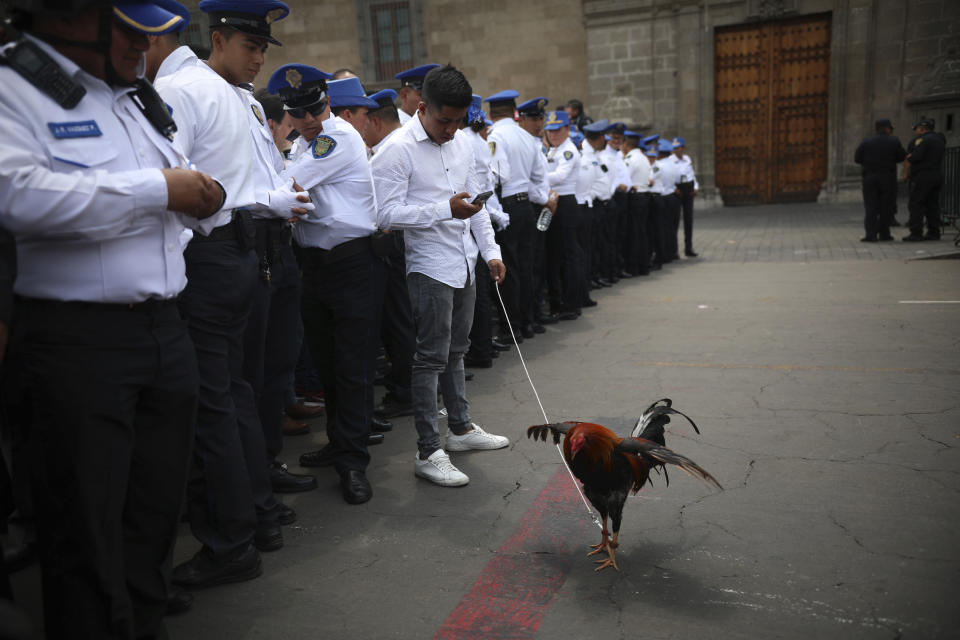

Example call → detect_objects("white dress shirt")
487 118 545 198
282 115 378 249
581 145 616 200
0 36 192 303
624 148 652 193
465 129 509 230
154 46 257 234
398 110 412 125
371 126 401 155
545 138 580 196
239 88 299 220
371 113 501 288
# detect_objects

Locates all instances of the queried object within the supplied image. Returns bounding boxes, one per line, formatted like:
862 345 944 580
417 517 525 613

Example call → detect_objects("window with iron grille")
370 2 413 82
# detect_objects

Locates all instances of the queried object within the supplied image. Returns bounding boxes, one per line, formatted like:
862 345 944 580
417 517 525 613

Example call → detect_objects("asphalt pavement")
8 202 960 639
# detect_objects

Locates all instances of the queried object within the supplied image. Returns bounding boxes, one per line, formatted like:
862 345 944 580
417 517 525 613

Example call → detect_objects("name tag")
48 120 102 139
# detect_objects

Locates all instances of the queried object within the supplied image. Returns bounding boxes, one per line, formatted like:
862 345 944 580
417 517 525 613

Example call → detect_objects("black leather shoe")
254 522 283 552
532 323 546 334
878 235 894 241
464 371 475 381
270 461 317 493
340 469 372 504
165 588 193 616
597 278 613 287
924 233 941 241
490 349 499 358
371 416 393 432
172 544 262 588
368 432 385 445
464 355 493 368
582 298 598 308
685 249 699 257
557 311 579 321
374 392 413 418
521 324 535 339
536 313 559 325
276 503 296 526
492 338 512 351
619 270 634 278
903 234 925 242
300 445 336 467
860 236 878 242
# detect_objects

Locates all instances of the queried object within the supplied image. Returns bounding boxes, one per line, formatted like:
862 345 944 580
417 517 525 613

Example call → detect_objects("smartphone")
471 190 494 206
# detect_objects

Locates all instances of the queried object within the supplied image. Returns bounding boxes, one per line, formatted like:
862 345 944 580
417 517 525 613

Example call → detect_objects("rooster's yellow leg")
587 517 610 557
594 532 620 572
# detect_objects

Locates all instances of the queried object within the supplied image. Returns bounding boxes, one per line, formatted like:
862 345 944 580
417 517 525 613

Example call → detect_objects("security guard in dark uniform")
854 118 906 242
0 0 223 635
903 118 946 241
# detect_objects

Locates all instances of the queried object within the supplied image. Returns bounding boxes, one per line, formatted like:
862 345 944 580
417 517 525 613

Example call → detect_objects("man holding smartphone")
371 65 509 487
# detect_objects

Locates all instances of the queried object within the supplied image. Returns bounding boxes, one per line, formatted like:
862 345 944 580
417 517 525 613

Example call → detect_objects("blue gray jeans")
407 272 476 456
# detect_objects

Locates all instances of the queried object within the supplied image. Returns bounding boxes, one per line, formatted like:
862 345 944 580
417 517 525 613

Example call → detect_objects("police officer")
853 119 906 242
270 64 384 504
672 137 699 256
395 63 440 125
155 0 300 587
623 129 651 275
903 118 946 241
544 110 584 318
0 0 223 634
581 120 616 286
653 138 682 261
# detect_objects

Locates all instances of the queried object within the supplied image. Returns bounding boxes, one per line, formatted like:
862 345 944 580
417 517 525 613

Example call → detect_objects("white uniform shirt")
154 46 257 234
602 145 631 190
371 126 401 155
282 116 378 249
465 128 508 230
488 118 545 198
652 156 683 196
371 113 501 288
0 36 193 303
581 144 616 201
398 110 412 125
624 148 652 193
575 148 602 206
526 131 551 204
239 88 296 220
545 137 580 196
675 153 699 189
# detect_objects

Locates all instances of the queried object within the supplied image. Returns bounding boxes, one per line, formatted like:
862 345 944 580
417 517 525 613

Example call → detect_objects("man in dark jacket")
854 119 906 241
903 118 947 241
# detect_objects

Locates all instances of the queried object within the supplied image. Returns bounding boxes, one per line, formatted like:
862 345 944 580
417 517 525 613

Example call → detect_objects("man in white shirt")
652 138 683 262
602 122 633 281
672 137 699 257
544 110 585 317
623 129 652 275
156 0 301 588
372 65 509 487
0 1 222 634
394 63 440 125
581 120 617 287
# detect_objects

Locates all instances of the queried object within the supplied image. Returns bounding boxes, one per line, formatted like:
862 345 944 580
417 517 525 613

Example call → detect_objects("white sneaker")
414 450 469 486
446 423 510 451
438 407 448 420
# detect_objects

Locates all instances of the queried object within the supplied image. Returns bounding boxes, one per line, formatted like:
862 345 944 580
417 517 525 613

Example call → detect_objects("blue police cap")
114 1 188 35
657 139 673 153
672 136 685 148
199 0 289 46
267 63 333 107
467 94 484 124
543 110 570 131
395 63 441 90
582 118 609 135
623 129 641 139
645 147 658 157
328 77 378 109
607 121 626 134
484 90 519 104
517 97 548 116
642 134 659 145
367 88 398 109
570 125 584 146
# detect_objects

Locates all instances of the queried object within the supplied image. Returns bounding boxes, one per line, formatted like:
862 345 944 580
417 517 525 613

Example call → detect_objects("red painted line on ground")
434 466 595 640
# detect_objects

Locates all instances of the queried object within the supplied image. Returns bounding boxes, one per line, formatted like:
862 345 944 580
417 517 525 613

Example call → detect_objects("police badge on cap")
199 0 290 46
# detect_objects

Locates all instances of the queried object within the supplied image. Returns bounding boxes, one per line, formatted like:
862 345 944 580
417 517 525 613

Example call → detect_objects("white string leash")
493 281 601 529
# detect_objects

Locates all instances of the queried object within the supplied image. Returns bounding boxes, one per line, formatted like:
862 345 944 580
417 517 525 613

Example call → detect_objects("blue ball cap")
543 110 570 131
395 63 441 90
672 136 686 148
367 88 398 109
328 77 379 109
642 134 660 145
657 139 674 153
113 1 188 35
268 63 333 106
483 90 519 104
582 118 609 135
517 97 548 115
199 0 290 46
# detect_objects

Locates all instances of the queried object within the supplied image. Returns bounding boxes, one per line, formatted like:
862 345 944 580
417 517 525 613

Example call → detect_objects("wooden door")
715 14 831 205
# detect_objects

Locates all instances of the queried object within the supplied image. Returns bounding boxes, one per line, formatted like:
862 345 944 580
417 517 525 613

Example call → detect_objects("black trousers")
300 242 384 473
180 233 278 557
243 229 301 463
678 183 696 252
578 203 594 293
613 191 629 272
625 192 650 275
495 198 535 331
861 172 896 239
648 194 667 265
16 297 197 638
379 248 415 404
907 171 943 237
663 193 682 260
469 257 493 359
601 198 619 279
553 194 584 312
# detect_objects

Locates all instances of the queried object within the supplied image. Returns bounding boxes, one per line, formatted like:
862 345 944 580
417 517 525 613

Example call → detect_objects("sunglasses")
284 96 329 119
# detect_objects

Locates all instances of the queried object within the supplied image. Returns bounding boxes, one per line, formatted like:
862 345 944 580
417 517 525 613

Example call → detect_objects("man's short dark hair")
255 89 285 124
368 104 400 124
567 99 584 114
421 64 472 110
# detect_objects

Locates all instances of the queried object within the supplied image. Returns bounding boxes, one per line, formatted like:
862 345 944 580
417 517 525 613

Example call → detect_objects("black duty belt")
192 209 255 249
502 192 529 203
301 235 371 266
16 295 179 313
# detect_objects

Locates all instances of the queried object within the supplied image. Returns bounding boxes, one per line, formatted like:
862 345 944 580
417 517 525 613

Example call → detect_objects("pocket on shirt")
49 139 120 171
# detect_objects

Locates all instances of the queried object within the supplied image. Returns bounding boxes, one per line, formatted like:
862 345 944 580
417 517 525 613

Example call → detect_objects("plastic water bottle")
536 207 553 231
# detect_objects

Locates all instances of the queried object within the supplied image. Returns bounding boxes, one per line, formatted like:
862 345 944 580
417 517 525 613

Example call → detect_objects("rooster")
527 399 722 571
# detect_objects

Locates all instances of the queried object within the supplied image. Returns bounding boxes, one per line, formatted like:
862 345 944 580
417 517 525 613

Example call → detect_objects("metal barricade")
940 146 960 245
